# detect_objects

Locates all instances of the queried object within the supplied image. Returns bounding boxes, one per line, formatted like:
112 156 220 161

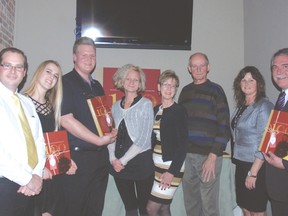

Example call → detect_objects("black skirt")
234 159 268 212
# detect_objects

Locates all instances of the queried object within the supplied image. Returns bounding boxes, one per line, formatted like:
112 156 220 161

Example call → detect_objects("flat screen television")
76 0 193 50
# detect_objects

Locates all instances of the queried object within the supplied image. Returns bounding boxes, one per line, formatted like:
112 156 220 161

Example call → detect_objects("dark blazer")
152 103 188 176
266 101 288 202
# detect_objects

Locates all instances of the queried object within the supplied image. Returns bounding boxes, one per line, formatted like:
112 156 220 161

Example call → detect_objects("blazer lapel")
281 102 288 112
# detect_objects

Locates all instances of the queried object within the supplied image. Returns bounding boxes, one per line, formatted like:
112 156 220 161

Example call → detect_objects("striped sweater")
178 79 230 156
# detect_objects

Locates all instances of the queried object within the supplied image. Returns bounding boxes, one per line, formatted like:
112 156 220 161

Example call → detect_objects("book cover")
44 130 71 176
259 110 288 160
87 95 114 137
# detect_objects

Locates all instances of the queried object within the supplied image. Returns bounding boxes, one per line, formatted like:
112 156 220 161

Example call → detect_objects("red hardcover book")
44 130 71 176
87 95 114 137
259 110 288 161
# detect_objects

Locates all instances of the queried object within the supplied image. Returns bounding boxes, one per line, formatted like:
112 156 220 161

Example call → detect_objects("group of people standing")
0 35 288 216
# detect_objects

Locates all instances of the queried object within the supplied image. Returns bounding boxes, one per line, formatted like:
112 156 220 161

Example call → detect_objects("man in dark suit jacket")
264 48 288 216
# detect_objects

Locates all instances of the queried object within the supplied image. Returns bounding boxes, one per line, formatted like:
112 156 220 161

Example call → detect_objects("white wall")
244 0 288 104
14 0 244 112
14 0 76 76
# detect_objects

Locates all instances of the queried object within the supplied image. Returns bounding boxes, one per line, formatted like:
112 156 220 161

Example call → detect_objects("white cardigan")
108 97 154 165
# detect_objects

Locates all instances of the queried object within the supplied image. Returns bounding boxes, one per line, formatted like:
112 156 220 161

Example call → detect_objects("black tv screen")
76 0 193 50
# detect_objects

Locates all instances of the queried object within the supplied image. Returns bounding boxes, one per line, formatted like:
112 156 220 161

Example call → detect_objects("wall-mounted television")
76 0 193 50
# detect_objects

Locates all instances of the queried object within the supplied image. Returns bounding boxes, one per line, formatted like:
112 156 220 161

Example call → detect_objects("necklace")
232 105 248 130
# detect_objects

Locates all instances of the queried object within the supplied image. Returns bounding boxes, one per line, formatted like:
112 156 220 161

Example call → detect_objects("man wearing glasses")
178 52 230 216
0 47 46 216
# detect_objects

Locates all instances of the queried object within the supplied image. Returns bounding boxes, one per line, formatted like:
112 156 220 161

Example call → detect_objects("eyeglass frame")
0 63 26 72
161 82 177 89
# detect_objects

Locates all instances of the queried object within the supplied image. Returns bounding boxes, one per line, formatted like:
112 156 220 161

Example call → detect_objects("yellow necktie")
12 94 38 168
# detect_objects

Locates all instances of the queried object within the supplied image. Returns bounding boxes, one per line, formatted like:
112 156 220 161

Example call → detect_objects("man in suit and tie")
264 48 288 216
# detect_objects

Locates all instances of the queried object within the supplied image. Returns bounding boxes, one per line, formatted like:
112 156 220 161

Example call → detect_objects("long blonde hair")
24 60 63 130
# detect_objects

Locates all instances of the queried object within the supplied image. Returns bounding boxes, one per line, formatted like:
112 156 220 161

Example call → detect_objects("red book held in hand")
87 95 114 137
259 110 288 161
44 130 71 176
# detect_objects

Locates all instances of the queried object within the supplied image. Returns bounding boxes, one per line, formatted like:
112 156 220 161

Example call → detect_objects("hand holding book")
66 159 78 175
98 128 118 146
263 151 285 169
44 130 72 176
87 96 115 137
259 110 288 161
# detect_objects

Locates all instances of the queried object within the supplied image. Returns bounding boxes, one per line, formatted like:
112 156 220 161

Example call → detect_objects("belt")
72 146 106 152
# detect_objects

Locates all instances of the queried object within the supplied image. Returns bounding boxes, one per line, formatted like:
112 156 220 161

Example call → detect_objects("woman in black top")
24 60 77 216
146 70 188 216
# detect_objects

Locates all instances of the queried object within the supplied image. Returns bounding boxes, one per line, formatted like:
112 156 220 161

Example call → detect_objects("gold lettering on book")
46 142 67 154
95 107 107 116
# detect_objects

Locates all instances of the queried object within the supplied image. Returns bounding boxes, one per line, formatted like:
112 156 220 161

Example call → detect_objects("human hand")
66 159 78 175
263 151 285 169
110 128 118 137
43 167 53 180
17 174 43 196
112 159 124 172
17 185 37 196
245 176 256 190
201 153 217 182
100 129 117 145
159 172 174 190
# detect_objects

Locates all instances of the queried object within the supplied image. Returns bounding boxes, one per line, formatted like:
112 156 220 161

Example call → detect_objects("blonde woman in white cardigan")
108 64 154 216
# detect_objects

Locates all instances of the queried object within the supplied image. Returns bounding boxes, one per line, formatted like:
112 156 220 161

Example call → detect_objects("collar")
282 89 288 103
0 81 17 98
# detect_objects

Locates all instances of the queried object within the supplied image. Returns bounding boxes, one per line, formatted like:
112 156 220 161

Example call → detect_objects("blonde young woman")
24 60 77 216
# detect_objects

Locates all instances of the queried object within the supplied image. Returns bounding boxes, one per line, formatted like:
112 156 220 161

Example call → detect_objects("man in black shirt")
60 37 116 216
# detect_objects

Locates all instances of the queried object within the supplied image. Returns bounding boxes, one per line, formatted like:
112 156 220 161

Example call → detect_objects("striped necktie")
12 94 38 168
276 91 286 110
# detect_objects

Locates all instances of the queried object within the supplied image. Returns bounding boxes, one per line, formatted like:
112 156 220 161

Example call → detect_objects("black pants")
114 174 154 215
271 199 288 216
0 178 33 216
34 174 66 216
61 149 109 216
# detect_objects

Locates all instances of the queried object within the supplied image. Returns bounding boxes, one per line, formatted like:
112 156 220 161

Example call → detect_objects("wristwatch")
247 171 257 178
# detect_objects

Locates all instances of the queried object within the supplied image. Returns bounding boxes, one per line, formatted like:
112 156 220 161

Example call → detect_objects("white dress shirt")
0 82 46 185
284 89 288 105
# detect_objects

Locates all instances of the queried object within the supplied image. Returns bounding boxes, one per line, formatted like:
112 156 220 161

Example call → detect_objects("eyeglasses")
0 63 25 72
161 83 177 89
